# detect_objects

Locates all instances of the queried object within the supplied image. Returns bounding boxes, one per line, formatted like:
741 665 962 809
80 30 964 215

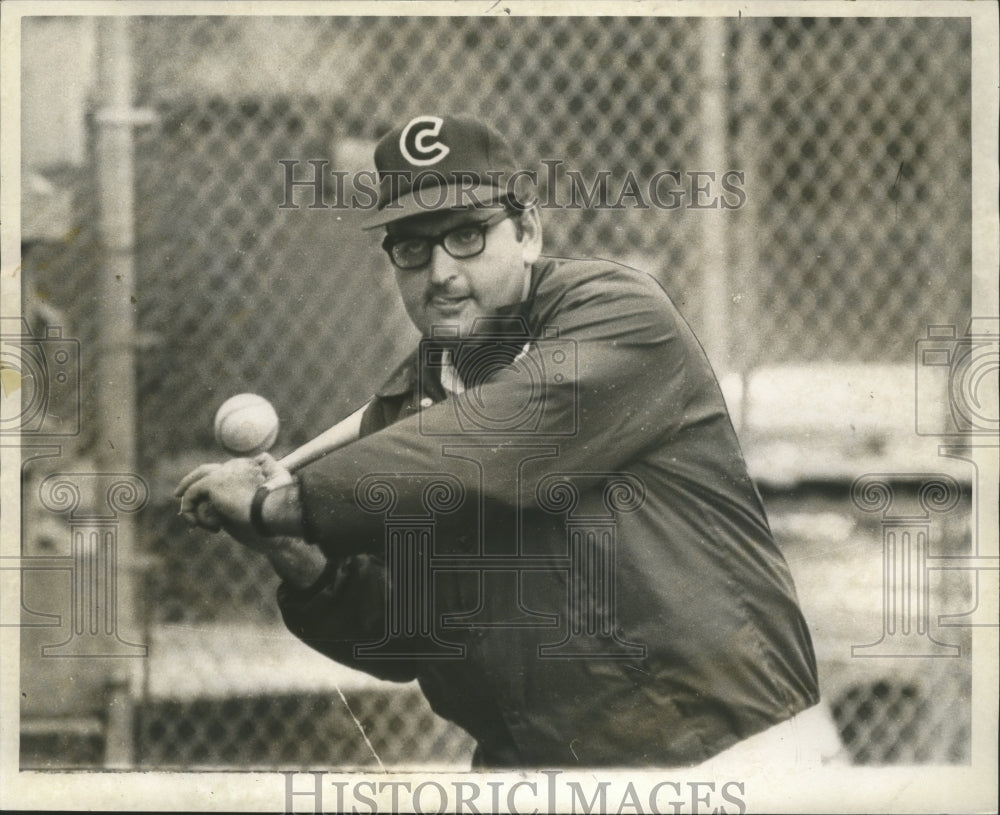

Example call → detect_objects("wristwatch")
250 469 299 537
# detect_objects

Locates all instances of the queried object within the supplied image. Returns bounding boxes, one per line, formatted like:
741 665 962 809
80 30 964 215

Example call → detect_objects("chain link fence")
20 15 973 770
138 687 476 770
831 664 971 765
734 17 971 367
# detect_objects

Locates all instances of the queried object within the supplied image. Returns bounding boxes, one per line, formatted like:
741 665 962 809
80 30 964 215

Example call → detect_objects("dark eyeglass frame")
382 209 512 271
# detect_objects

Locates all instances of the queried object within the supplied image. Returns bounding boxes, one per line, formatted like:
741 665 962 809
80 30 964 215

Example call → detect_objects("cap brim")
360 183 507 230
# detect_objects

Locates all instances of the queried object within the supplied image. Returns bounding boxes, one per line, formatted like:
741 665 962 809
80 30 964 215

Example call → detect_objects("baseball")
213 393 280 455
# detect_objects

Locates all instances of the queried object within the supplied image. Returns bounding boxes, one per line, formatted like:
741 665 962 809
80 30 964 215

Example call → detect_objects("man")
177 114 826 768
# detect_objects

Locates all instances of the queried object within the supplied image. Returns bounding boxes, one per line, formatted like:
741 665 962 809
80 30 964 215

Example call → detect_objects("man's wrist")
251 477 306 538
266 535 328 589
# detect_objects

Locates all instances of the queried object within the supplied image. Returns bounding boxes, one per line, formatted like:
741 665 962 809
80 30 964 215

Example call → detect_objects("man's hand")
175 456 269 548
174 456 325 588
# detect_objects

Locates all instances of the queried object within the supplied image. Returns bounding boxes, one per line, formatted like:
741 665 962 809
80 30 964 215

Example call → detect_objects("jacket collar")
374 262 547 398
375 351 422 398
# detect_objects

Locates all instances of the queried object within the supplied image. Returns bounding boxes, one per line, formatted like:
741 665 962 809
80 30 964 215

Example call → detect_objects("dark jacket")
278 256 820 767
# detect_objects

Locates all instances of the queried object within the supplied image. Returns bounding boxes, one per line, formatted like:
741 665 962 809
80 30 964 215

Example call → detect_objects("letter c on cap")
400 116 450 166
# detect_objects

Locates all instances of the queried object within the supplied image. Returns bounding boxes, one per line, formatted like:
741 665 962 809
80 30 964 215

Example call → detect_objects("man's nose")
427 245 463 287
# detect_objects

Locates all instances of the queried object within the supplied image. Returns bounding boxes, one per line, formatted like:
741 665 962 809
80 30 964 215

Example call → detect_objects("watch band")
250 484 272 537
250 473 302 537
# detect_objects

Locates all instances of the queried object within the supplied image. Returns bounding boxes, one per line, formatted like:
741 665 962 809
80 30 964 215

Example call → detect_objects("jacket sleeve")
276 553 418 683
297 264 724 556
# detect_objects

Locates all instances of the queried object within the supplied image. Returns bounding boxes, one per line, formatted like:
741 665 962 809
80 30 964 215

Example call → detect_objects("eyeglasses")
382 210 512 271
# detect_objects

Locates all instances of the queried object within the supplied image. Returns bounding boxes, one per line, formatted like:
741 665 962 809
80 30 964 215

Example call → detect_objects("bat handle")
260 467 297 493
260 401 369 491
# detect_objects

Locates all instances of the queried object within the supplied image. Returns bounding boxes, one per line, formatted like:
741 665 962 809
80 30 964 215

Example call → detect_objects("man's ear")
518 206 543 266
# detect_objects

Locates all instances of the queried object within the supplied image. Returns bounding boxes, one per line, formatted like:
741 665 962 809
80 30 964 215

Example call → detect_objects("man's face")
385 206 541 338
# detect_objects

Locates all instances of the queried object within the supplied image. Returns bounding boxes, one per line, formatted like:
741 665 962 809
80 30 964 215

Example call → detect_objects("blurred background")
15 14 982 770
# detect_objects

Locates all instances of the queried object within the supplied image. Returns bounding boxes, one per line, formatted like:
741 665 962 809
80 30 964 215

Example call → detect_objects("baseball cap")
361 114 520 230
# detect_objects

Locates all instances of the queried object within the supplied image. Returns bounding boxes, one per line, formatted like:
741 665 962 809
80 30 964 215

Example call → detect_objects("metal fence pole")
94 16 143 768
698 17 731 379
730 20 764 426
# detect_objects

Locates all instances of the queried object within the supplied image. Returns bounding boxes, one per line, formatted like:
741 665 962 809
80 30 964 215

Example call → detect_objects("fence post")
730 20 765 427
94 16 144 768
698 17 730 379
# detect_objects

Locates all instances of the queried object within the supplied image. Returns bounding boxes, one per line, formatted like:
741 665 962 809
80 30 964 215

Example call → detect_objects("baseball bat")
265 400 370 485
190 401 369 528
